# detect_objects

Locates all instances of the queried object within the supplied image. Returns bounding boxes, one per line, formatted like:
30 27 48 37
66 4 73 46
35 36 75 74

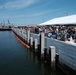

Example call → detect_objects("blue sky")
0 0 76 26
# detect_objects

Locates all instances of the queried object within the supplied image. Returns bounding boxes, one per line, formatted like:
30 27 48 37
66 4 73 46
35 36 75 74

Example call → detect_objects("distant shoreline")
0 29 11 31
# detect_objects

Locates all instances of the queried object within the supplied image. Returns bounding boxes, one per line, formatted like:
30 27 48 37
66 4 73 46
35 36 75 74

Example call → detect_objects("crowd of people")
19 25 76 43
27 25 76 43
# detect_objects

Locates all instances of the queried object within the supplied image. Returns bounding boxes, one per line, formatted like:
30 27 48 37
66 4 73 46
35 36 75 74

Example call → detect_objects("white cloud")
0 0 36 9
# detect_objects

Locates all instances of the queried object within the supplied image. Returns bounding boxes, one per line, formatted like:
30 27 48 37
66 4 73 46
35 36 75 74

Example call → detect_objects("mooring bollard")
49 46 56 68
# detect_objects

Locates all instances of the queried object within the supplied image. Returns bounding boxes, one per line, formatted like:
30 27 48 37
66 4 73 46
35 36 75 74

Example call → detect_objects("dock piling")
40 32 45 58
34 39 38 53
27 30 30 44
55 53 59 67
49 46 56 68
30 37 33 49
44 47 47 62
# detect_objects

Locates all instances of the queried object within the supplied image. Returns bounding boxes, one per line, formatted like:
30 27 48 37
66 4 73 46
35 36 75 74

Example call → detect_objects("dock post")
30 37 33 49
32 39 37 53
21 29 23 38
40 32 45 58
33 40 35 52
37 44 41 59
34 39 38 53
49 46 56 69
27 30 30 44
25 34 27 41
55 53 59 67
25 34 27 43
20 28 22 35
44 47 47 62
22 30 25 40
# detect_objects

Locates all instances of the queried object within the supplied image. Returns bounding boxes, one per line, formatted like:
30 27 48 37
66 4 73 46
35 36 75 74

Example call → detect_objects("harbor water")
0 31 66 75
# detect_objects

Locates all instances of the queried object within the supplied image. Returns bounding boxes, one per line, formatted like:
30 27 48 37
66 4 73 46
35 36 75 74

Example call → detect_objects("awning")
39 14 76 26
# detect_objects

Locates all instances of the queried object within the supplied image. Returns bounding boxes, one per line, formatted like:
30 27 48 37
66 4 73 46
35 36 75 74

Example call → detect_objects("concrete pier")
12 28 76 74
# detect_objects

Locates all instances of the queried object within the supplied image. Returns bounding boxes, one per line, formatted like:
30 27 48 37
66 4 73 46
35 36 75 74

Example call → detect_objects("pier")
0 27 76 75
12 27 76 75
